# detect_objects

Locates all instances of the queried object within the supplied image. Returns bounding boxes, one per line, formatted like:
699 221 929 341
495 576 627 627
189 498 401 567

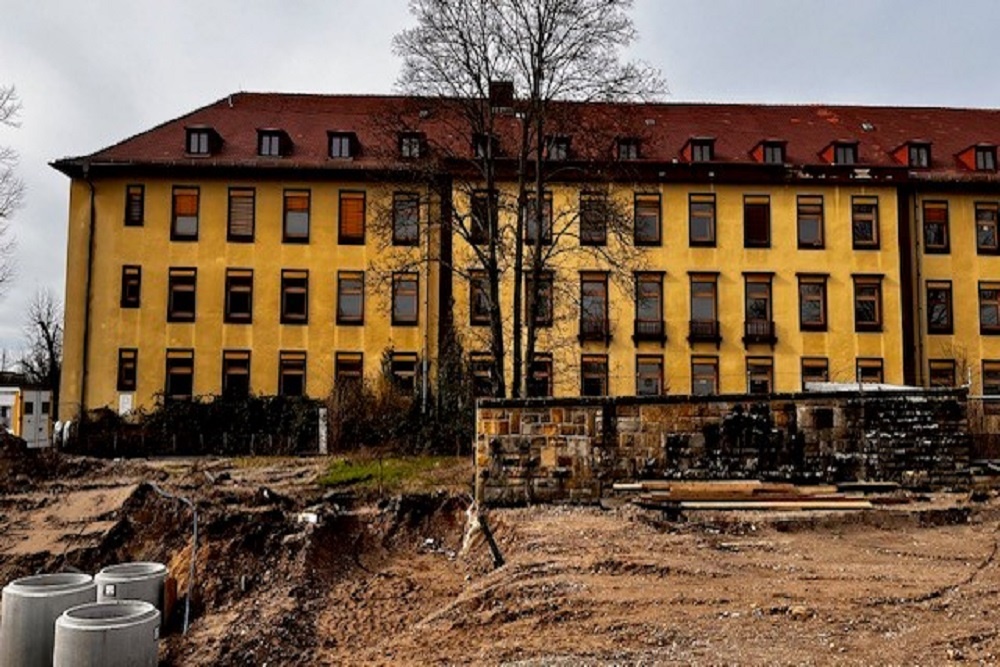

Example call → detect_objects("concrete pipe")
0 572 97 667
95 562 167 615
53 601 160 667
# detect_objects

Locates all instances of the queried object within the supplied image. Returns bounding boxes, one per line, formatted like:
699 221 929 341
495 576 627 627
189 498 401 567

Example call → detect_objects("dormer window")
547 136 570 161
833 142 857 165
185 127 218 156
763 141 785 165
399 132 424 159
473 133 499 159
691 138 715 162
328 132 356 159
976 145 997 171
908 142 931 168
257 130 289 157
617 137 640 160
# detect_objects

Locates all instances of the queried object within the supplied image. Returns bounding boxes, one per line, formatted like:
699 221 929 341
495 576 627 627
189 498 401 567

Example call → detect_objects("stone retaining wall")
474 388 971 505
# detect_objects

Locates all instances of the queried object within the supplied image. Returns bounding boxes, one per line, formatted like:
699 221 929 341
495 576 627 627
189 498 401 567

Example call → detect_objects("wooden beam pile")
615 480 906 512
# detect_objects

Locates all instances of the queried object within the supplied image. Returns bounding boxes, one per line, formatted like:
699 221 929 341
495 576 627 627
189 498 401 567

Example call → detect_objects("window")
616 137 640 160
283 190 310 243
689 273 720 343
224 269 253 323
165 349 194 400
339 191 366 244
581 355 608 396
851 196 879 249
280 270 309 324
691 139 714 162
691 357 719 396
392 272 419 325
23 402 32 416
527 353 553 398
547 136 569 161
337 271 364 325
227 188 255 241
763 142 785 165
258 131 285 157
167 268 196 322
929 359 956 387
923 201 950 253
853 275 883 332
636 355 664 396
399 133 424 159
856 358 884 384
125 185 144 226
473 133 499 158
524 191 553 244
797 196 824 248
908 143 931 168
329 132 355 159
469 270 490 326
983 361 1000 395
976 203 999 254
390 353 419 393
744 274 775 344
392 193 419 246
470 190 496 245
689 194 716 246
634 272 664 342
120 265 141 308
580 272 609 342
526 271 553 327
117 348 137 391
579 192 607 246
171 187 199 240
634 193 661 245
185 128 211 155
801 357 829 389
926 281 953 334
470 353 494 397
981 282 1000 334
747 357 774 394
335 352 364 388
833 142 857 165
976 146 997 172
798 274 828 331
222 350 251 397
743 196 770 248
278 351 307 397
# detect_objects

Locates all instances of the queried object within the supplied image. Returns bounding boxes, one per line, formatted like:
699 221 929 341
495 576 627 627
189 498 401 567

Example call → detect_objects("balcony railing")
579 318 612 344
687 319 721 347
633 319 666 344
743 319 777 347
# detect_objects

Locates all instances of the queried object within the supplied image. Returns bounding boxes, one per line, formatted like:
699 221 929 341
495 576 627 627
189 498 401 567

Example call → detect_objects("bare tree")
0 85 22 294
20 289 62 407
392 0 664 397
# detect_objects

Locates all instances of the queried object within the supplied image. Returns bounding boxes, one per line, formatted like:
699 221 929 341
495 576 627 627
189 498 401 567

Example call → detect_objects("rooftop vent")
861 121 875 132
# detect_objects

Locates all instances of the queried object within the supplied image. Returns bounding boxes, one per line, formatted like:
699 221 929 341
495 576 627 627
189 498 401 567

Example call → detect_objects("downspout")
912 192 926 386
80 167 97 414
422 183 431 415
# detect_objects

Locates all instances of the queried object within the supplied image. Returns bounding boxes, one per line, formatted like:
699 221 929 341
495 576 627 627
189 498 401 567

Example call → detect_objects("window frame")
746 357 774 394
164 349 195 401
689 273 721 344
335 352 364 389
928 359 956 387
976 202 999 255
282 189 311 243
124 185 144 226
470 352 494 398
469 190 497 245
851 196 880 249
797 274 828 332
523 191 553 245
171 186 199 241
979 281 1000 335
633 193 661 246
120 265 141 309
801 357 830 390
983 360 1000 395
856 358 885 384
469 270 491 327
922 200 950 254
580 354 609 396
689 194 716 247
280 269 309 325
691 139 714 162
636 354 664 396
338 190 366 245
117 348 138 392
763 142 785 165
336 271 365 326
278 351 307 397
392 272 419 326
257 131 285 157
390 352 420 394
616 137 640 161
224 268 253 324
328 132 355 159
167 267 197 323
399 132 424 159
579 271 610 343
796 195 825 249
833 142 857 165
975 146 997 172
634 271 665 342
527 353 553 398
185 129 211 155
579 192 607 246
743 195 771 248
908 143 931 168
392 192 420 246
926 280 953 335
221 350 251 398
853 274 883 333
546 136 570 161
691 356 719 396
526 270 554 327
227 187 256 242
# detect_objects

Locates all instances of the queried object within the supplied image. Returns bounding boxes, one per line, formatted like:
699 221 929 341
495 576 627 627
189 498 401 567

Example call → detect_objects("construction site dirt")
1 446 999 666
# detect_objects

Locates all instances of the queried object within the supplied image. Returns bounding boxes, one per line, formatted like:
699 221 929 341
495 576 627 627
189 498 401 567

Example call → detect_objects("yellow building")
52 94 1000 417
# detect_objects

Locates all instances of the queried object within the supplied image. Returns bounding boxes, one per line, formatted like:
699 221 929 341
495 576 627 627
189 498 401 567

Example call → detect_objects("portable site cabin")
0 373 53 447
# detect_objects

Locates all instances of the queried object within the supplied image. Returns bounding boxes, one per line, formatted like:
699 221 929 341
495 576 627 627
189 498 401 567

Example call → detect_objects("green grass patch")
317 455 459 492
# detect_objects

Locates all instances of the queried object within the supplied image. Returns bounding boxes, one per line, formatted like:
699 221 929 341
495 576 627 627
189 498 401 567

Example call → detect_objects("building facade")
52 93 1000 418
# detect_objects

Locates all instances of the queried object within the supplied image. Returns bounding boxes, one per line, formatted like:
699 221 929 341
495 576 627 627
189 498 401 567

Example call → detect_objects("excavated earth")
2 446 1000 665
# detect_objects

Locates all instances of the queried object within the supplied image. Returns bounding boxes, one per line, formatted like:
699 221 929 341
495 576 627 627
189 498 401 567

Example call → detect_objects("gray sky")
1 0 999 353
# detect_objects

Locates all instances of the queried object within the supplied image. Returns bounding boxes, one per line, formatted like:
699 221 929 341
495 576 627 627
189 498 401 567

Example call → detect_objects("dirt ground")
2 445 1000 666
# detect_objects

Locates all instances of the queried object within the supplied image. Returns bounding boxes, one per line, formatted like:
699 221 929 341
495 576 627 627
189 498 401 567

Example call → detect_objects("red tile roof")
52 92 1000 182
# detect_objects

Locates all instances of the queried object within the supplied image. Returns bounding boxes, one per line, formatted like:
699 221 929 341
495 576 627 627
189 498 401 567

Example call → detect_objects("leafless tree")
20 289 62 407
0 85 22 295
392 0 665 397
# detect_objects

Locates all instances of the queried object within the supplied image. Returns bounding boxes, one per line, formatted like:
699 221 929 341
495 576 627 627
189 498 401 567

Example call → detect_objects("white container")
53 600 160 667
0 572 97 667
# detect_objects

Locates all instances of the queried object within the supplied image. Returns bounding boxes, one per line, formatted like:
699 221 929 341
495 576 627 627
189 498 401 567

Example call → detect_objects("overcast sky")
1 0 999 353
